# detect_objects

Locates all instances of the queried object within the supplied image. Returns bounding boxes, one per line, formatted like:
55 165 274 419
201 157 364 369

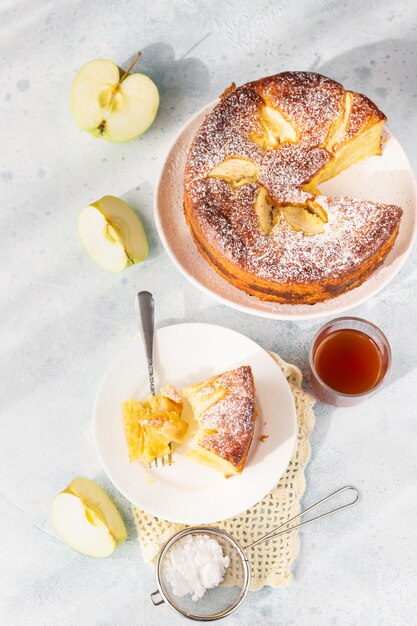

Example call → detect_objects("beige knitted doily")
132 352 315 590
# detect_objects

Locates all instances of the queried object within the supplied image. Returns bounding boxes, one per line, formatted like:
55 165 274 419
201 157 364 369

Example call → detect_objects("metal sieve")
150 485 359 621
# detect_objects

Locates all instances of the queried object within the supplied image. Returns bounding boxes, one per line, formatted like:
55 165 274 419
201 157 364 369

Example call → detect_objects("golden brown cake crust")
184 365 257 474
183 72 402 304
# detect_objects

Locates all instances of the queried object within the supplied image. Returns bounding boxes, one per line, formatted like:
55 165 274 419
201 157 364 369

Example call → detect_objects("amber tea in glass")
309 317 391 406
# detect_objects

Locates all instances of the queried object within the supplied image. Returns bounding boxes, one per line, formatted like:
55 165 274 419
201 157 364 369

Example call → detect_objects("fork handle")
136 291 155 396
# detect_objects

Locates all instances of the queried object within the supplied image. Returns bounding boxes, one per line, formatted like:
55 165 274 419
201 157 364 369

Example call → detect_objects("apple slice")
78 195 148 272
50 477 127 558
71 51 159 142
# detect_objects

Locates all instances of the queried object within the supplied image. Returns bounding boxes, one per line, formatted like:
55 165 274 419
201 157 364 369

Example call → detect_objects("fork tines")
149 443 173 468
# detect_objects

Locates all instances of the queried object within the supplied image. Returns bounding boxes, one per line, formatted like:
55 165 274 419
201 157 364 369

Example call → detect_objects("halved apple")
71 52 159 142
50 477 127 558
78 195 148 272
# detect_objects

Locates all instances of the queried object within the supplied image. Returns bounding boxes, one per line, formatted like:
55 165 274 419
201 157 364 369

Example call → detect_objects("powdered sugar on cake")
183 73 402 299
194 366 256 467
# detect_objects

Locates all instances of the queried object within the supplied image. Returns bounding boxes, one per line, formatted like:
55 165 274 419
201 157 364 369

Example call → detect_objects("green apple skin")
70 58 159 142
50 477 127 558
78 195 148 273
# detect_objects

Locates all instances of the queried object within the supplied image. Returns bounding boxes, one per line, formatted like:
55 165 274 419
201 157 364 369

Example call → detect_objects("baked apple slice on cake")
122 385 188 466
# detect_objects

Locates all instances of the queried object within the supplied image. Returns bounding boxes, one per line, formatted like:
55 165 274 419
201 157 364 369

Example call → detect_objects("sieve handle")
246 485 359 550
150 590 165 606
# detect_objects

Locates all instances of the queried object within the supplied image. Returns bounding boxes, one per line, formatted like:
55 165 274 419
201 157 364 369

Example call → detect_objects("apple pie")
182 365 257 476
122 385 188 465
184 72 402 304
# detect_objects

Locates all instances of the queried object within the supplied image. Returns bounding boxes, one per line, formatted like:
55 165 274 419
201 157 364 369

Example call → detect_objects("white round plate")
155 101 417 320
93 323 297 524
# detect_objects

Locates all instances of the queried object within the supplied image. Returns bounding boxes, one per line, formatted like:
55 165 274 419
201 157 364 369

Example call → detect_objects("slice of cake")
183 366 257 476
122 385 188 465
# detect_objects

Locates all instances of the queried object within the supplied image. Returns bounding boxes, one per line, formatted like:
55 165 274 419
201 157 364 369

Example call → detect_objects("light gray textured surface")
1 1 417 625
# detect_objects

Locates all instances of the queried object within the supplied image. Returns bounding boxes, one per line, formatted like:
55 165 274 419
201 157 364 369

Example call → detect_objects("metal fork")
136 291 172 468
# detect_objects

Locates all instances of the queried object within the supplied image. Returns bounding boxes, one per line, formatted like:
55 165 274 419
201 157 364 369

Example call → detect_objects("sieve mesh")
155 527 251 620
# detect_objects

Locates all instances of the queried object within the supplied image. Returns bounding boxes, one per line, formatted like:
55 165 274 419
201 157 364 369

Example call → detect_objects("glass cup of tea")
309 317 391 407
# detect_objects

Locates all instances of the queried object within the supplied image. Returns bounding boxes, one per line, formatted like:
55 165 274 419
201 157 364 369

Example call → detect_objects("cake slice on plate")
183 365 257 476
122 385 188 466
